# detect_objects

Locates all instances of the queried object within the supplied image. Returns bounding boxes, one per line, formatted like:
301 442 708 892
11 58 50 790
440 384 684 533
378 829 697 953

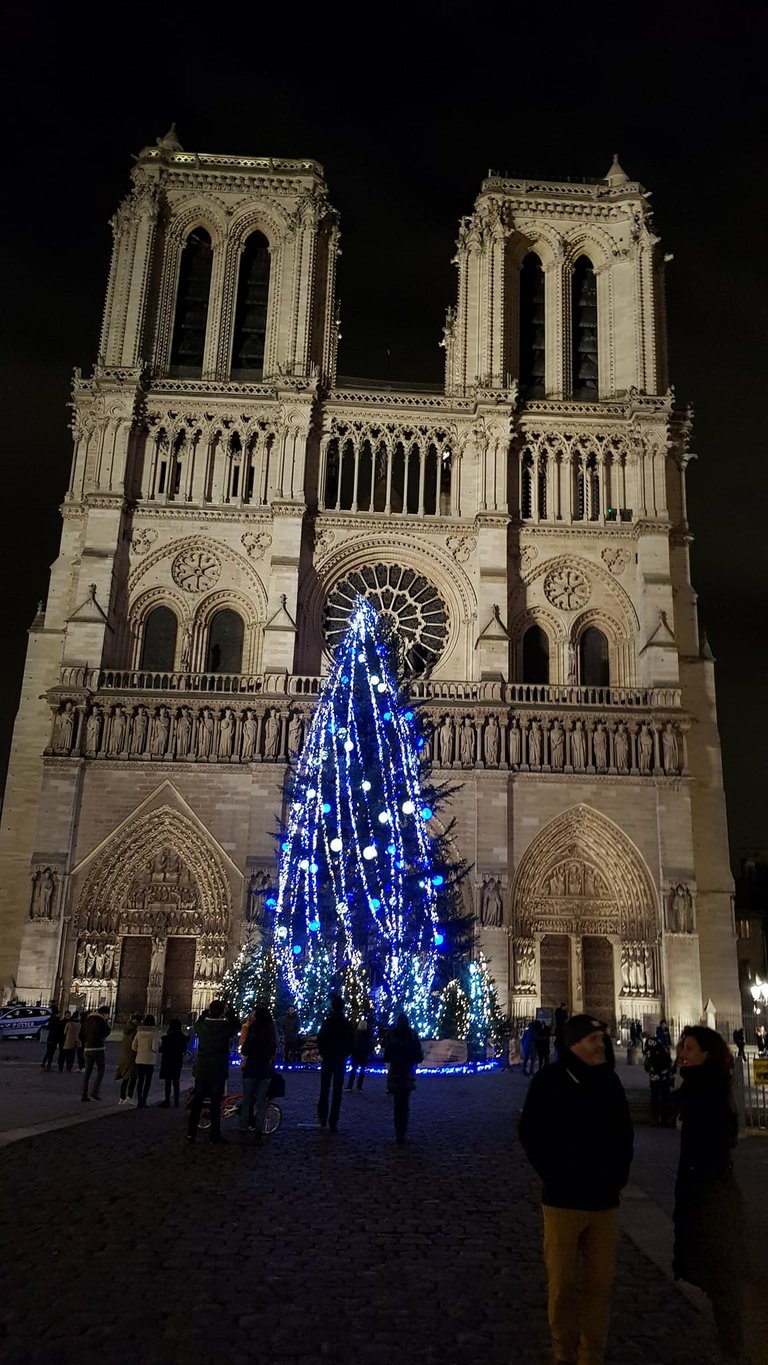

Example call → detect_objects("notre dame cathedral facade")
0 128 740 1032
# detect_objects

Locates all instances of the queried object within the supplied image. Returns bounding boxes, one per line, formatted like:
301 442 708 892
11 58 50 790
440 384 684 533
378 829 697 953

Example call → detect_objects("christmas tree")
270 597 471 1033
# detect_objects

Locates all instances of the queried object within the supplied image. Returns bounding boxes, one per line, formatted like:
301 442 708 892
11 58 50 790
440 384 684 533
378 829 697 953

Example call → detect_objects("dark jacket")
317 1010 355 1062
80 1012 111 1049
383 1025 423 1092
159 1028 188 1079
673 1063 743 1290
519 1050 634 1210
241 1018 277 1080
194 1011 239 1085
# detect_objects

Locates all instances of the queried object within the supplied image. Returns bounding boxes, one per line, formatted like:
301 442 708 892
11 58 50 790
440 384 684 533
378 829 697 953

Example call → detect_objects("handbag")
267 1070 285 1099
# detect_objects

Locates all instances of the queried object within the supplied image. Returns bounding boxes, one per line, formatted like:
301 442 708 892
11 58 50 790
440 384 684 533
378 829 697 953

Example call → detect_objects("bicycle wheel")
263 1102 282 1135
198 1108 211 1131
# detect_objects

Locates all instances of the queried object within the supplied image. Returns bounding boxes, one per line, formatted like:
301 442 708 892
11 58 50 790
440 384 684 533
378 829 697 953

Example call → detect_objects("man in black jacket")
187 999 240 1144
519 1014 634 1365
316 996 354 1132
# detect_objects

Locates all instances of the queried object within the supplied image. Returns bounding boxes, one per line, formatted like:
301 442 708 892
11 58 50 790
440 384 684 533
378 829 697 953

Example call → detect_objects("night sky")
0 3 765 867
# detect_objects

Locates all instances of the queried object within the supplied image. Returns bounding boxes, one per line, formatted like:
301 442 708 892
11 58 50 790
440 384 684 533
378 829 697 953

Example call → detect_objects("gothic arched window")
206 609 244 674
519 253 545 397
571 256 598 399
522 625 550 684
521 452 534 520
169 229 213 376
231 231 270 379
579 627 609 687
140 606 178 671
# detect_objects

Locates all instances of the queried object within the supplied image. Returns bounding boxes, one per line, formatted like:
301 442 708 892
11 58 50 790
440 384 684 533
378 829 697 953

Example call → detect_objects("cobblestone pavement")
3 1061 759 1365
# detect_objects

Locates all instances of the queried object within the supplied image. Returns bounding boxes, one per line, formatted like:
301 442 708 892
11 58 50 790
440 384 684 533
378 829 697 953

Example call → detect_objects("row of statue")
430 712 682 775
77 908 226 938
73 936 228 983
620 942 658 996
50 701 305 763
542 861 609 900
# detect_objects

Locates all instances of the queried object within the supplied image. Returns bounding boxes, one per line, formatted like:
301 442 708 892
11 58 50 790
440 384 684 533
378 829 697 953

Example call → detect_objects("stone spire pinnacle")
605 153 629 187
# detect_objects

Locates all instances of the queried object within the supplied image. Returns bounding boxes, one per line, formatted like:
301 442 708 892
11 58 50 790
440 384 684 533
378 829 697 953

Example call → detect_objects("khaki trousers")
542 1205 619 1365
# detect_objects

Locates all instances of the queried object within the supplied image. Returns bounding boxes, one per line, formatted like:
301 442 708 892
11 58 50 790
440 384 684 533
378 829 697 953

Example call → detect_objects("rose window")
324 565 449 675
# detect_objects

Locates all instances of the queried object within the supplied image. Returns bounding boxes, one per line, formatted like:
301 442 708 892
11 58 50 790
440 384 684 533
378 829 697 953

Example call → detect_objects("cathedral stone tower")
0 134 739 1036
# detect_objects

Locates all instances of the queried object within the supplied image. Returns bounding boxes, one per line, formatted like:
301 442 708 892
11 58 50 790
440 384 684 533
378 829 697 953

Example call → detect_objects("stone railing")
46 681 688 778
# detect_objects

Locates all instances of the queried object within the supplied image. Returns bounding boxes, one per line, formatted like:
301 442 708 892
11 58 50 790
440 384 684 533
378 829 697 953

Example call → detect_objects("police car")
0 1006 53 1039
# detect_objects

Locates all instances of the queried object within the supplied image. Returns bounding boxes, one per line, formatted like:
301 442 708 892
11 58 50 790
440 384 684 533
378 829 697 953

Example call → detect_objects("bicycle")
185 1087 282 1135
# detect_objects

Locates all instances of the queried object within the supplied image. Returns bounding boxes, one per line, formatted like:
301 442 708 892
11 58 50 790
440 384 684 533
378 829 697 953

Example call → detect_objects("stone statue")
38 868 55 919
94 945 105 978
264 709 280 760
439 716 454 767
516 940 535 987
670 882 692 933
103 942 115 978
181 627 192 672
570 720 586 770
75 942 87 977
550 865 566 897
130 706 149 755
509 720 521 767
459 717 475 767
567 862 583 897
480 877 503 927
549 721 564 770
583 865 597 898
483 715 500 767
528 720 542 768
52 700 75 753
593 723 607 773
620 947 631 992
241 709 257 760
84 943 97 977
638 723 653 774
218 708 235 758
175 708 192 756
614 723 629 774
246 870 269 922
288 712 303 757
197 708 214 758
662 723 679 774
150 707 170 757
108 706 126 756
85 707 102 757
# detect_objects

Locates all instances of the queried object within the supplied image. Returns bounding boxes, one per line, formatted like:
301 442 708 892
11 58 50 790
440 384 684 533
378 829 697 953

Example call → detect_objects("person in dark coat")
533 1017 551 1070
239 1006 277 1140
116 1015 139 1104
187 1000 240 1144
644 1036 673 1126
383 1013 423 1145
316 996 354 1132
732 1026 746 1062
519 1013 634 1365
656 1018 672 1049
553 1003 568 1059
159 1018 188 1107
41 1006 64 1071
673 1026 747 1364
520 1020 536 1076
347 1010 374 1092
281 1006 301 1064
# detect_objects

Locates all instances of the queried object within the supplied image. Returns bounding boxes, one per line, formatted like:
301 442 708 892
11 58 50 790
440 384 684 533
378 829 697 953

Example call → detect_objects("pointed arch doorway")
512 804 661 1032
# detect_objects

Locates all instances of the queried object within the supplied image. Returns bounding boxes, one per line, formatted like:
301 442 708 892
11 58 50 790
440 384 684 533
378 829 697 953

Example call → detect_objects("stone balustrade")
46 681 688 777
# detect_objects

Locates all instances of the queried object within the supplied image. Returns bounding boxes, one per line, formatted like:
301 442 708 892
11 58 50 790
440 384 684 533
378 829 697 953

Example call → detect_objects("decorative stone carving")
172 548 221 593
614 722 629 774
130 706 149 755
514 938 536 990
241 710 257 760
528 719 542 768
509 720 521 767
218 708 235 758
287 712 303 757
620 941 657 996
324 564 448 676
313 528 335 556
638 723 653 774
197 708 214 758
241 531 272 561
593 722 607 772
107 706 127 756
150 706 170 757
131 528 158 555
30 867 56 920
175 708 193 756
459 717 475 767
439 716 454 767
601 547 630 575
446 534 476 564
52 701 75 753
550 720 564 770
85 706 103 757
479 877 503 927
544 567 590 611
263 708 281 760
483 714 500 767
246 869 271 923
570 720 586 770
662 722 679 774
667 883 695 934
519 545 538 573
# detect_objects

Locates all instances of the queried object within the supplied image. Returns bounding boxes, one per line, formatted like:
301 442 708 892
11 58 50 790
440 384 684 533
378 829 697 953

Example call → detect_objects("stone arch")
127 534 268 616
228 203 291 251
74 803 234 935
128 586 189 669
512 803 658 942
193 588 263 673
562 228 615 272
506 223 565 272
165 198 229 251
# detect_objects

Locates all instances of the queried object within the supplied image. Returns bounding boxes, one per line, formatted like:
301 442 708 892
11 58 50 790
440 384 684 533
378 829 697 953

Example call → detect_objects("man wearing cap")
519 1013 634 1365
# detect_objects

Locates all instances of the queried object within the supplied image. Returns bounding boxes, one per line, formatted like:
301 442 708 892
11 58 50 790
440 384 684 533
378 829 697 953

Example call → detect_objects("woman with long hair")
673 1025 747 1364
239 1005 277 1141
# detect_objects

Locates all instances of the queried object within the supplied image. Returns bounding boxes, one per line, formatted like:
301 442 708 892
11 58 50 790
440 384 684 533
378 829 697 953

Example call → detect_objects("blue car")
0 1006 53 1040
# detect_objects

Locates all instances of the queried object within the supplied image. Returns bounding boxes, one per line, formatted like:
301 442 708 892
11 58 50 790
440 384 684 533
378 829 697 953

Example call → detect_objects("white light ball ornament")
378 811 390 824
344 740 354 752
377 684 387 694
330 837 343 853
361 780 371 792
370 675 380 686
276 926 288 940
401 800 415 815
362 845 377 861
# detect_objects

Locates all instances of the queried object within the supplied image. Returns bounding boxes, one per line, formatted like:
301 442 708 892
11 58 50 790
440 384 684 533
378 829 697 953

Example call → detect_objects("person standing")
656 1018 672 1050
673 1026 747 1364
158 1018 187 1107
732 1027 747 1062
534 1017 551 1071
316 996 354 1132
519 1014 634 1365
41 1006 64 1071
644 1036 674 1126
553 1003 568 1060
239 1006 277 1141
60 1011 81 1073
75 1010 86 1071
187 1000 240 1145
756 1024 767 1057
520 1020 537 1077
80 1006 111 1101
132 1014 160 1107
384 1013 423 1145
347 1010 374 1092
281 1005 301 1064
116 1015 139 1104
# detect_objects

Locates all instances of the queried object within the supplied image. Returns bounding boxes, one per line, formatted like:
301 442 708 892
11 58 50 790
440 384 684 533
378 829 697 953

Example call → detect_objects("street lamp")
750 977 768 1010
